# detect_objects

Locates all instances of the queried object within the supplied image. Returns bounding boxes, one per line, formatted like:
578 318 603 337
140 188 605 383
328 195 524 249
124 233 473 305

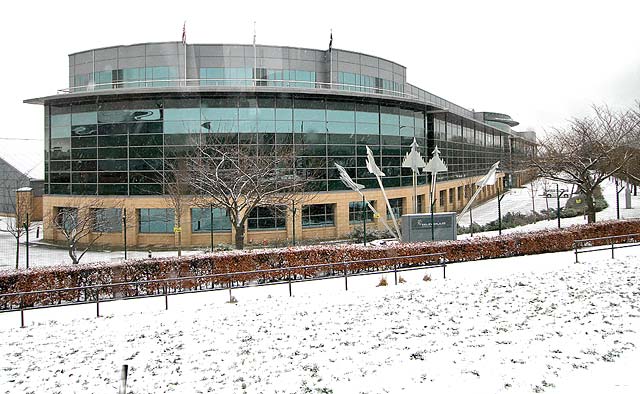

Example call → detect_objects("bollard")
36 226 40 239
575 243 579 264
443 262 446 279
119 364 129 394
288 274 292 297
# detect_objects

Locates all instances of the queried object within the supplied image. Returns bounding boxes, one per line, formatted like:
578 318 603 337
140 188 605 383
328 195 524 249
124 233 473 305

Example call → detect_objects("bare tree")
0 183 36 269
163 158 193 256
531 105 640 223
183 136 311 249
526 177 542 221
48 198 121 264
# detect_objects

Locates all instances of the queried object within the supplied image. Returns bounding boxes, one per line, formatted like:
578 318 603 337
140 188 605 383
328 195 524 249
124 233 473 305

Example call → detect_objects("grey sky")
1 0 639 174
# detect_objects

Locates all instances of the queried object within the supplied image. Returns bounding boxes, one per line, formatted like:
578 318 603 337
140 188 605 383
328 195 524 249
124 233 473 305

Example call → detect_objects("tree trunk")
69 246 79 264
234 225 245 250
585 191 596 223
177 231 182 257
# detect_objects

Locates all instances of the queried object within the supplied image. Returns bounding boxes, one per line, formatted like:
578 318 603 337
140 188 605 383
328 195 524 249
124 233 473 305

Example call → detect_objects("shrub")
1 219 639 310
377 276 388 287
349 226 395 243
423 273 432 282
398 276 407 284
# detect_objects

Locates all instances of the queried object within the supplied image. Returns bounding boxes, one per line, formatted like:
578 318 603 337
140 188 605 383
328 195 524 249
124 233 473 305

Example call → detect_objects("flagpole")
253 21 257 87
329 29 333 89
182 21 187 87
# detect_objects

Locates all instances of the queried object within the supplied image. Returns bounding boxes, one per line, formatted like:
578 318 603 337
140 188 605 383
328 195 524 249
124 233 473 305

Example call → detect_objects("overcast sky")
1 0 639 172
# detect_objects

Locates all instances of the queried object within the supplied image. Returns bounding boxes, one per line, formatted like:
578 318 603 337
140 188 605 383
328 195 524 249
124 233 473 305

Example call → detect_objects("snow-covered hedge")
1 219 639 309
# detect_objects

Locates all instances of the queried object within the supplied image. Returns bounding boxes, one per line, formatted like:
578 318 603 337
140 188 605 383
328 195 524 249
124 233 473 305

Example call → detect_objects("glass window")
191 207 231 232
93 208 122 232
247 206 286 230
51 126 71 138
302 204 335 228
387 198 404 220
349 200 375 223
71 112 97 125
164 108 201 121
164 120 202 134
98 109 162 123
54 207 78 232
139 208 175 233
416 194 425 214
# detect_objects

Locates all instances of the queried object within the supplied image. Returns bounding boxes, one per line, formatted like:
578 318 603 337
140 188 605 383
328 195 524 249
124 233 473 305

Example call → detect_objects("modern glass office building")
26 42 536 247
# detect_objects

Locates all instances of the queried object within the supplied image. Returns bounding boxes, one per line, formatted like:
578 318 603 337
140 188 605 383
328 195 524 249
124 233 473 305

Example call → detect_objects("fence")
0 252 445 327
573 233 640 263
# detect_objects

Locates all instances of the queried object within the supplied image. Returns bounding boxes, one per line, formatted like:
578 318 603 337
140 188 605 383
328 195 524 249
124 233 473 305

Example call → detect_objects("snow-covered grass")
1 245 639 393
458 178 640 239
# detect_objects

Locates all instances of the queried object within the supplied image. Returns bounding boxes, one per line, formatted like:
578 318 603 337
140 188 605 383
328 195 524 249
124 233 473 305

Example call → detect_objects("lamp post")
122 208 127 260
424 146 448 241
556 183 561 229
362 194 367 246
23 213 29 269
210 203 214 251
291 201 297 246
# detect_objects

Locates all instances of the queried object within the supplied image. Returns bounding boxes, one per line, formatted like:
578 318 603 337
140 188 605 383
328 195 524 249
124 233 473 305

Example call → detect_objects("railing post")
119 364 129 394
96 288 100 317
611 239 615 259
164 284 168 310
394 264 398 285
443 261 446 279
574 242 579 264
344 265 348 291
288 271 292 297
20 294 25 328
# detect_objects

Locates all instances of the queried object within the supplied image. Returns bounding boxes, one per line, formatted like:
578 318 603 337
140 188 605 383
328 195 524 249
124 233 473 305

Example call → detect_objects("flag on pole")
329 29 333 51
182 21 186 45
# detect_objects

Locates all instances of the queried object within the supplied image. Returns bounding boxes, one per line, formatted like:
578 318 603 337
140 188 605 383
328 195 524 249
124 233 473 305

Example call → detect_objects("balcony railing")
57 78 422 101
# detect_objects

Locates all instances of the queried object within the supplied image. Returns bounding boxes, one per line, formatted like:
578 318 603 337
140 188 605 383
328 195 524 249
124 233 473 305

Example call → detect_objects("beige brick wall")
43 173 505 248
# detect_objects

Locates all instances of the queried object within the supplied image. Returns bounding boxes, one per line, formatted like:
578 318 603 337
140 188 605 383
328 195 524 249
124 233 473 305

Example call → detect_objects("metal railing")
57 78 422 101
573 233 640 263
0 252 445 327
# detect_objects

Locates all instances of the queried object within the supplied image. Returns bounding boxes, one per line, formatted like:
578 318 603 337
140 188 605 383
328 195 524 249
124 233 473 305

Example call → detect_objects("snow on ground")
0 217 202 271
458 178 640 239
1 246 639 393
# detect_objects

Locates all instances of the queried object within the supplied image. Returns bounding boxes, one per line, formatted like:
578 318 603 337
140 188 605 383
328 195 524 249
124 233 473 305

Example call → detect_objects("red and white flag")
182 22 186 45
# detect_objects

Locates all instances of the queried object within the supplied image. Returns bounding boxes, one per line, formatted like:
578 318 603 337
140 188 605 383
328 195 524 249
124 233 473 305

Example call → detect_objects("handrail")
56 78 419 101
0 252 446 326
573 233 640 263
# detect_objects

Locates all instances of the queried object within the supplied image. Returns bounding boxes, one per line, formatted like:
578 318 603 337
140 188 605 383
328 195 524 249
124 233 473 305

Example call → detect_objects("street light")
424 146 448 241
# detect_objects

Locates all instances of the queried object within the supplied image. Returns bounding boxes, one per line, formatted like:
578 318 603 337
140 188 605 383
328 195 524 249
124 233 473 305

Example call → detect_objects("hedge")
1 219 639 310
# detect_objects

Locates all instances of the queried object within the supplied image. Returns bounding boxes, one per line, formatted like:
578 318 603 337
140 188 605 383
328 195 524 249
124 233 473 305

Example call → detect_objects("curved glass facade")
46 93 515 196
